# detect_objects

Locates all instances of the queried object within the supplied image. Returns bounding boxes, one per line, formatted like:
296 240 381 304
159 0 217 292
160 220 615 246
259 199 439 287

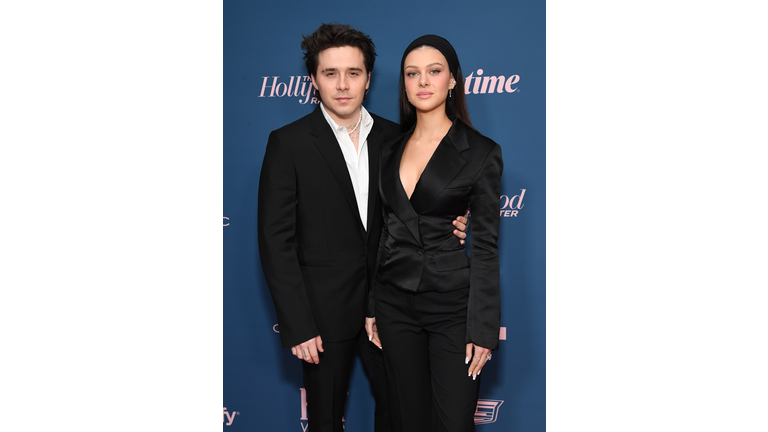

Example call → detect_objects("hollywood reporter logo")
258 68 520 104
259 75 318 105
500 189 525 218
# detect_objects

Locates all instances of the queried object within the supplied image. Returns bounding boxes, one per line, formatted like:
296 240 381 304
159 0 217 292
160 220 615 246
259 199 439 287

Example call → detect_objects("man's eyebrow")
320 67 364 73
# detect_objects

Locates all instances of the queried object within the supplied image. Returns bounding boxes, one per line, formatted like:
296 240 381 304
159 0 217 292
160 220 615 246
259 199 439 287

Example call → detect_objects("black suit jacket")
258 106 400 349
373 120 503 350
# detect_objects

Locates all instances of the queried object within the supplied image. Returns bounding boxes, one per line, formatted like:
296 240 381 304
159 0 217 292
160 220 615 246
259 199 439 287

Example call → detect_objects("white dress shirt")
320 103 375 231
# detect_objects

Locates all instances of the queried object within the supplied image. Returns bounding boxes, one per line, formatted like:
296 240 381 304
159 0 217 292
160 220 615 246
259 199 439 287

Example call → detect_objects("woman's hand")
366 317 382 348
465 343 491 380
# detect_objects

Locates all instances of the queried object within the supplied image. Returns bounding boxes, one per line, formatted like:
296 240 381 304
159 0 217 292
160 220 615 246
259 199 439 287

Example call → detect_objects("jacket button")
418 249 424 255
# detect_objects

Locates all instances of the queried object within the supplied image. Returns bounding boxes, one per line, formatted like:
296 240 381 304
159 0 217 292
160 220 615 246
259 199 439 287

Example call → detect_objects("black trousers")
302 328 391 432
376 285 480 432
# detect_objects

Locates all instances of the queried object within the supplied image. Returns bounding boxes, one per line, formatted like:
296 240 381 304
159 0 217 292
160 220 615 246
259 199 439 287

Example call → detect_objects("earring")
449 88 453 98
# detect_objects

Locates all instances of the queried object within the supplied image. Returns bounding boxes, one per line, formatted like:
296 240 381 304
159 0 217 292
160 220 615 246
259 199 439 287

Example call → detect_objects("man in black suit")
257 23 467 432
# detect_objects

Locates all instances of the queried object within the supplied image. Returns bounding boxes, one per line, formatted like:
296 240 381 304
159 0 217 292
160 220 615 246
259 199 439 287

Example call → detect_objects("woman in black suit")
365 35 503 432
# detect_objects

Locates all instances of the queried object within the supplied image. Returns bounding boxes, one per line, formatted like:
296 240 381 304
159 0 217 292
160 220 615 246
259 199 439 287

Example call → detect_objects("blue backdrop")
224 0 545 430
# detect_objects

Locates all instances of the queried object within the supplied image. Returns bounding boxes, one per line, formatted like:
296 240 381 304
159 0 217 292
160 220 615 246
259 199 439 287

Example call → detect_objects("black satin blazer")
371 119 503 350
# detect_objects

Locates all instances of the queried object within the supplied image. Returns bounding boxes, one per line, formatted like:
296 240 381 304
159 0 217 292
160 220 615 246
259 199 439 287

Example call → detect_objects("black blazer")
258 106 400 348
372 120 503 350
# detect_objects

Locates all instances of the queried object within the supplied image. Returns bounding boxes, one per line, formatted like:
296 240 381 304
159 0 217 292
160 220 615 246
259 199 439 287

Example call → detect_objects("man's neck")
321 103 361 128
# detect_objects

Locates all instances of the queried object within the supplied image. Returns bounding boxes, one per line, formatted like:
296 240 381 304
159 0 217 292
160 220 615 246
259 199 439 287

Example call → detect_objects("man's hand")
365 317 382 348
453 213 469 245
291 335 324 364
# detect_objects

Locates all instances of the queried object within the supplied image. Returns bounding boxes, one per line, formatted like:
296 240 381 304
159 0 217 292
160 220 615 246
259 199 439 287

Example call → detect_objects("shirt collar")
319 103 373 135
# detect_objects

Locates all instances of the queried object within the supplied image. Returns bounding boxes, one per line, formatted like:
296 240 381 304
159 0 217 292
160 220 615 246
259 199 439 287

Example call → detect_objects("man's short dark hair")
301 23 377 78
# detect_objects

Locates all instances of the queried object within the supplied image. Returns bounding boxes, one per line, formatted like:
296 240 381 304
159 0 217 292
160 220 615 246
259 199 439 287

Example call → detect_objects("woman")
366 35 503 432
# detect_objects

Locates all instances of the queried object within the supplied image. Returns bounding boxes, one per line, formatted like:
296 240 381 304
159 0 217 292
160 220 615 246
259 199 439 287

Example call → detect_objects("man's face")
310 46 370 125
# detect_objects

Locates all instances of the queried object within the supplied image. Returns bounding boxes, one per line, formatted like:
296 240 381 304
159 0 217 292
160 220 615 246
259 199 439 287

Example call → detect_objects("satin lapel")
309 108 364 234
409 121 470 213
380 133 423 246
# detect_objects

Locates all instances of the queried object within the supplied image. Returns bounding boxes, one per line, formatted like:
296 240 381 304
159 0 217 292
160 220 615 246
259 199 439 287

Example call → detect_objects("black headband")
400 34 462 81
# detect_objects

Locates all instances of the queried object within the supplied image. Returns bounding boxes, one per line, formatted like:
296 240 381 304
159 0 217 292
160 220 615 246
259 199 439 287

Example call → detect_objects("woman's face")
403 46 456 114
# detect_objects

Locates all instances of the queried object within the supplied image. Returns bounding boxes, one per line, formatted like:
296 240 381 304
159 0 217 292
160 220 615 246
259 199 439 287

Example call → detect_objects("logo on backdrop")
223 407 239 426
475 399 504 424
223 216 230 227
258 68 518 104
259 75 318 105
500 189 526 218
273 324 279 333
464 69 520 94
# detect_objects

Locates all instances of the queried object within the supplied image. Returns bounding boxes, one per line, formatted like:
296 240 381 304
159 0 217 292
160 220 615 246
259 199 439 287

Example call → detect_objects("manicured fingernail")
473 374 476 380
368 334 372 341
468 372 472 377
465 357 470 364
478 370 481 375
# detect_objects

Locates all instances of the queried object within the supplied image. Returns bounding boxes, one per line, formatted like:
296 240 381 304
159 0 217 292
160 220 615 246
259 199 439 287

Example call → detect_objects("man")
258 23 467 432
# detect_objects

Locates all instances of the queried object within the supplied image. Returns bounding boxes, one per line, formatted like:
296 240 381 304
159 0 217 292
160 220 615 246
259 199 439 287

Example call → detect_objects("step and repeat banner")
224 1 545 430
